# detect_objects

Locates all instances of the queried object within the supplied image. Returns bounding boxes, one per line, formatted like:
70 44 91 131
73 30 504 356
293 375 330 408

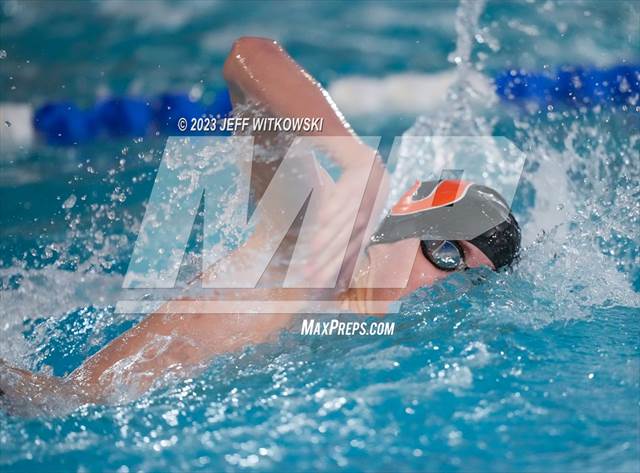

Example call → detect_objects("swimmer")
0 37 520 414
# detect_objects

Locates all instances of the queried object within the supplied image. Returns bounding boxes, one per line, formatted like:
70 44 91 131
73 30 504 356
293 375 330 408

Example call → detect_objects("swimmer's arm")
223 36 375 169
0 312 293 410
69 311 293 402
222 37 389 280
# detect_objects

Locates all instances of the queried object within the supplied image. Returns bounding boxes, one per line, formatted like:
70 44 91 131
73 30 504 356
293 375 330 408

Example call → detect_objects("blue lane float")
30 65 639 146
495 65 639 108
97 97 153 138
32 89 233 146
33 102 100 146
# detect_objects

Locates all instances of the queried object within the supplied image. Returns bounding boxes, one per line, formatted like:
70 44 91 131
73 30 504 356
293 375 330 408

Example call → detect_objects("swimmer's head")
369 179 521 277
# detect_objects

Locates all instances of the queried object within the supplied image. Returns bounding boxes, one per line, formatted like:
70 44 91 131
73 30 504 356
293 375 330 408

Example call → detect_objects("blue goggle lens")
421 240 465 271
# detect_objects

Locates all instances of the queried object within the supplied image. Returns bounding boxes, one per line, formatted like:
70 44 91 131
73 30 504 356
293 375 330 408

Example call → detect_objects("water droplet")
62 194 77 209
189 85 203 101
4 121 10 127
0 50 6 59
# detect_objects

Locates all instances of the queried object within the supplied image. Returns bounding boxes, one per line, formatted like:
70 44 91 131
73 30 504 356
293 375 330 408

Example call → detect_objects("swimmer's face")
365 238 494 297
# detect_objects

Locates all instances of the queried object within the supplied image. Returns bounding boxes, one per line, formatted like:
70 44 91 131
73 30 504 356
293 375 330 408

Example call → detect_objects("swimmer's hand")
0 358 87 417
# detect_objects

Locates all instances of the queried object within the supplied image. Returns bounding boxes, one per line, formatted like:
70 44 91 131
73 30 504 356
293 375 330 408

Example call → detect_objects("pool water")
1 1 639 472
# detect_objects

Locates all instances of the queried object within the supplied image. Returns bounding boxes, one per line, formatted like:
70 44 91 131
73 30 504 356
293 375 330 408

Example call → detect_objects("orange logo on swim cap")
390 180 472 216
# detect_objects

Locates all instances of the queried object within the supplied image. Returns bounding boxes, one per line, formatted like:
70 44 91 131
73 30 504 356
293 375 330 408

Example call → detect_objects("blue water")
1 1 639 472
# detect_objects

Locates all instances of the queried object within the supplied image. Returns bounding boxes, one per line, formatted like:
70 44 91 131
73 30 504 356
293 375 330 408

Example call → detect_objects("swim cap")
370 180 521 270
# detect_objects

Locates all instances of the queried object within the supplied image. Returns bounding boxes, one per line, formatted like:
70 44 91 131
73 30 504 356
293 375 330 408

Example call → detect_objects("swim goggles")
420 240 467 272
